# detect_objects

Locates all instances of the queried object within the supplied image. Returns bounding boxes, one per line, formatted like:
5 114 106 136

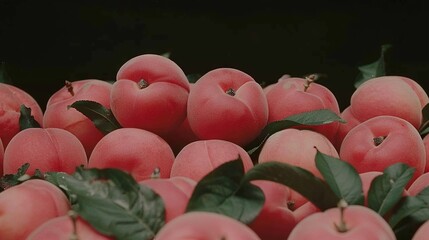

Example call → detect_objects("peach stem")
68 210 79 240
226 88 236 96
138 79 149 89
65 81 74 96
335 199 349 233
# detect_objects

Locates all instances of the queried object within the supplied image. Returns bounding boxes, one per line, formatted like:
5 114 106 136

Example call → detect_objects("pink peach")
88 128 175 181
3 127 88 175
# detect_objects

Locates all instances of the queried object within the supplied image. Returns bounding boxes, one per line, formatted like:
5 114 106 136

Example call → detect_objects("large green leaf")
19 105 41 130
68 100 122 135
245 109 345 157
45 167 165 240
186 158 265 224
367 163 415 216
242 161 339 211
354 44 392 88
315 150 364 205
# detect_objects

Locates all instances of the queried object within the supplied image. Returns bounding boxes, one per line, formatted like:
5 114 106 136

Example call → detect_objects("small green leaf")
19 105 41 130
161 52 171 58
45 167 165 240
186 73 202 84
367 163 415 216
416 186 429 204
0 62 13 84
68 100 122 135
389 196 428 228
246 109 345 157
392 202 429 240
315 149 364 205
242 161 339 211
186 158 265 224
355 44 392 88
419 103 429 136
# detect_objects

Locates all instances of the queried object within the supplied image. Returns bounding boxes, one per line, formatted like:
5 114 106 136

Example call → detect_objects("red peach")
339 115 426 184
88 128 175 181
154 211 261 240
264 76 341 143
170 139 254 181
187 68 268 146
333 106 361 151
43 79 113 157
139 176 197 222
258 128 339 209
111 54 190 136
27 215 112 240
288 204 396 239
0 139 3 175
292 201 320 223
350 76 427 129
3 128 88 175
0 83 44 148
0 179 70 240
359 171 383 206
408 172 429 196
249 180 296 240
412 219 429 240
162 116 199 156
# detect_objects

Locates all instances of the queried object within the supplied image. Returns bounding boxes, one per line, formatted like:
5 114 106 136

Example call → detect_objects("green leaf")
389 196 428 228
0 163 43 192
67 100 122 135
0 62 13 84
19 105 41 130
186 73 202 84
367 163 415 216
354 44 392 88
186 158 265 224
416 186 429 204
419 103 429 136
315 149 364 205
45 167 165 240
245 109 345 157
242 161 339 211
392 203 429 240
161 52 171 58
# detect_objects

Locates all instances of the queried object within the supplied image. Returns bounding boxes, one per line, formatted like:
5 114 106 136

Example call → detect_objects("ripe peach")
0 83 44 148
333 106 361 151
359 171 383 206
88 128 175 181
412 219 429 240
170 139 254 181
0 179 70 240
3 128 88 175
408 172 429 196
43 79 113 157
27 215 112 240
258 128 339 208
187 68 268 146
154 211 261 240
111 54 190 136
248 180 296 240
350 76 427 129
339 115 426 184
292 201 320 223
264 76 341 143
0 139 3 175
139 176 197 222
161 116 199 155
288 204 396 239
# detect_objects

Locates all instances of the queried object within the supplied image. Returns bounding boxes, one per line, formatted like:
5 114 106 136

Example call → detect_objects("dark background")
1 0 428 111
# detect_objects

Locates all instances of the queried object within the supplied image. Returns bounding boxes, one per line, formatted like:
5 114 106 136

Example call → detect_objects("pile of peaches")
0 53 428 240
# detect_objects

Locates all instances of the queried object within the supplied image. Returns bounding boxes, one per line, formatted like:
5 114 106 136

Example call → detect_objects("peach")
3 128 88 175
27 215 112 240
248 180 296 240
170 139 254 181
423 134 429 173
339 115 426 184
161 116 199 156
0 139 3 175
154 211 261 240
139 176 197 222
359 171 383 206
88 127 175 181
408 172 429 196
412 219 429 240
187 68 268 146
43 79 113 157
0 179 70 240
288 204 396 239
333 106 361 151
292 201 320 223
0 83 44 148
264 76 341 143
350 76 427 129
258 128 339 209
111 54 190 136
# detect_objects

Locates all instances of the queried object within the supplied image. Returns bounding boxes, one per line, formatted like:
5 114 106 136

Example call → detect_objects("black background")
1 0 428 111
